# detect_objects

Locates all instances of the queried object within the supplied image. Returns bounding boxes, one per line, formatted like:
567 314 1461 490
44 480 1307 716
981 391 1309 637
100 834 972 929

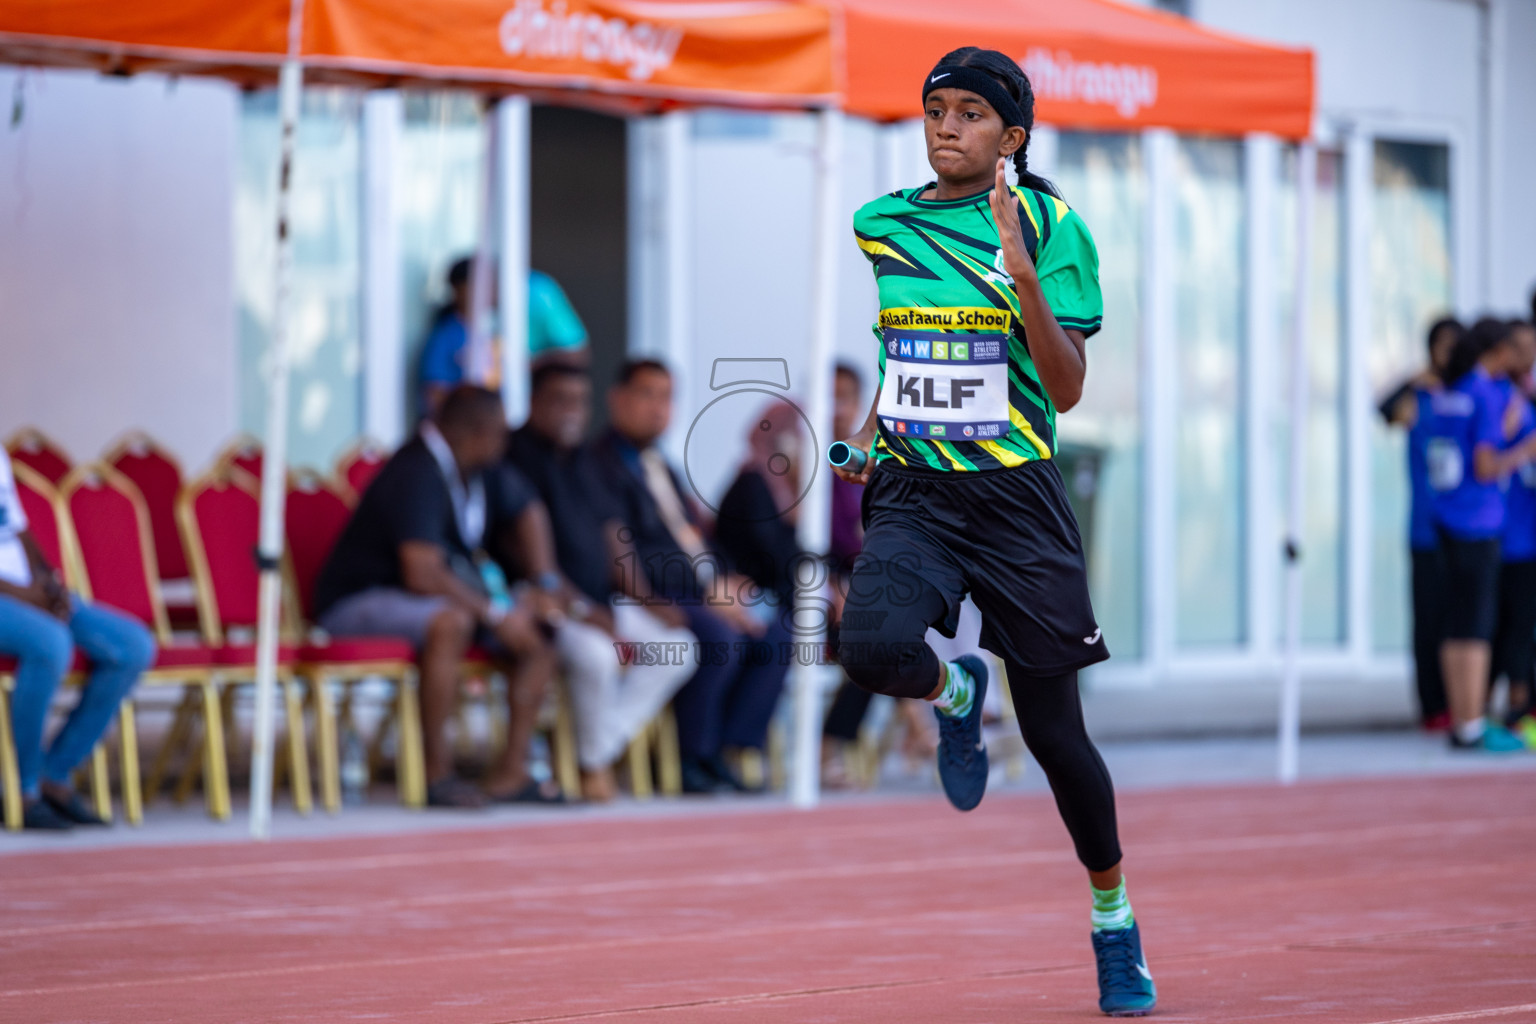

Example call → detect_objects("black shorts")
857 457 1109 674
1438 531 1502 641
1493 559 1536 682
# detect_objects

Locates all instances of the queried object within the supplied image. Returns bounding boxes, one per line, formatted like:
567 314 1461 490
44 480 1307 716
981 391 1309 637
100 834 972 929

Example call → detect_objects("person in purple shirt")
820 362 936 786
1428 319 1536 751
1379 317 1462 729
1492 320 1536 741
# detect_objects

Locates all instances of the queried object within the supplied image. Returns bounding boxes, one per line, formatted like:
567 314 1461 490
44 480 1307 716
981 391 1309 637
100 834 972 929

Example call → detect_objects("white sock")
1455 719 1487 744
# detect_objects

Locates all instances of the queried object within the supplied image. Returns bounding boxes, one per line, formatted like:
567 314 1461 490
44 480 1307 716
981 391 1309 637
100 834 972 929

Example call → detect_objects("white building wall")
1492 0 1536 312
676 112 881 508
1197 0 1536 315
0 69 238 472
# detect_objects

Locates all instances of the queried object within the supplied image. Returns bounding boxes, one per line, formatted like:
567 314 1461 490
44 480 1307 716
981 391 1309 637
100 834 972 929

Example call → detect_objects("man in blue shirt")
419 258 590 415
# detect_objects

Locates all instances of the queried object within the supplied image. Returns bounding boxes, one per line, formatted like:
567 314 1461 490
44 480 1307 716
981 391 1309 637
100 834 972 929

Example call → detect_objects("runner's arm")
989 159 1087 412
832 391 882 486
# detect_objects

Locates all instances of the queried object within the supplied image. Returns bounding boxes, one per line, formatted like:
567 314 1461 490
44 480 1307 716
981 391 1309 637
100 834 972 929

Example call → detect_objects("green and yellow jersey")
854 183 1102 473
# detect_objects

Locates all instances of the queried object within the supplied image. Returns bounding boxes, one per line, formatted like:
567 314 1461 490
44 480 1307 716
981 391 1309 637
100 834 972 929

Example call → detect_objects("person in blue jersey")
1495 319 1536 746
1380 317 1463 730
1428 319 1536 751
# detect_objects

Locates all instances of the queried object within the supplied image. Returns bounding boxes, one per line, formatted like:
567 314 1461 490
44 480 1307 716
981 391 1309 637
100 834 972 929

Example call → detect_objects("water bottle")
340 725 369 807
528 732 553 784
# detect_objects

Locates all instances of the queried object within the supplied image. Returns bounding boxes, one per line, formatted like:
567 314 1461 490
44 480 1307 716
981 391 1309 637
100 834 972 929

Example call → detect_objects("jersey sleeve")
1033 208 1103 339
419 318 466 385
1473 380 1508 451
528 271 588 355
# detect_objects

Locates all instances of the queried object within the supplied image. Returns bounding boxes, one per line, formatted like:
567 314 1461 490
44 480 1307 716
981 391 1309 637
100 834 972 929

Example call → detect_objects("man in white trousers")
508 363 695 801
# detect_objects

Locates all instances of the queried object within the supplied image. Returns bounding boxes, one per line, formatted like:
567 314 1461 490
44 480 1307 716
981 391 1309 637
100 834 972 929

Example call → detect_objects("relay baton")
827 441 868 473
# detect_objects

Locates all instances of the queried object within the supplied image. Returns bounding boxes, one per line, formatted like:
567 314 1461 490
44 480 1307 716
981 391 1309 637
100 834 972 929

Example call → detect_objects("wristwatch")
536 571 563 593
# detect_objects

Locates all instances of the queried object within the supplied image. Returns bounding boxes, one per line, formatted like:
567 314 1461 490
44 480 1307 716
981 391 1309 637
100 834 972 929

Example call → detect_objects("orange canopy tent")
0 0 1318 825
0 0 1312 135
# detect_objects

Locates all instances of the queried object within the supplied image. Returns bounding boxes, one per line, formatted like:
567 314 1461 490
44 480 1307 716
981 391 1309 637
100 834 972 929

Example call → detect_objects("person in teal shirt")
419 258 589 415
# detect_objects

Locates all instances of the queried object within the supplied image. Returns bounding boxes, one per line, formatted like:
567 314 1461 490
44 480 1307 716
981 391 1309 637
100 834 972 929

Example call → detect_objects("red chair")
177 466 314 813
104 432 197 624
59 464 232 823
286 470 424 810
5 427 71 485
12 461 69 574
213 435 263 481
334 439 389 502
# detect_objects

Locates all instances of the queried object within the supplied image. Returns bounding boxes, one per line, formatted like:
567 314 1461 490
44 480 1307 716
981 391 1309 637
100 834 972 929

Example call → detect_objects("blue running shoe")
1481 723 1527 753
934 654 989 811
1093 921 1157 1017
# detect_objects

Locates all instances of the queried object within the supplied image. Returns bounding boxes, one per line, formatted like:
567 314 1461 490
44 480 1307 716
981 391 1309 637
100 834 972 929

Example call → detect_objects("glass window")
1276 149 1347 645
1054 133 1145 659
1370 141 1452 652
236 88 364 471
399 92 488 424
1174 138 1246 647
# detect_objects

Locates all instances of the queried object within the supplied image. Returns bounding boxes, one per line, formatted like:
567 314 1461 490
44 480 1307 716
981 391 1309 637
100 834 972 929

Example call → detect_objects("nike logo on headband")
930 73 950 82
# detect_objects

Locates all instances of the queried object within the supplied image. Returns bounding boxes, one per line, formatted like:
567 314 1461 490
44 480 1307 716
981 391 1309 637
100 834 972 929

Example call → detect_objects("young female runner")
831 46 1156 1016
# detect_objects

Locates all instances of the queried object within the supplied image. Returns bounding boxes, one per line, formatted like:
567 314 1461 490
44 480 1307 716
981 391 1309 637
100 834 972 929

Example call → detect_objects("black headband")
921 65 1026 129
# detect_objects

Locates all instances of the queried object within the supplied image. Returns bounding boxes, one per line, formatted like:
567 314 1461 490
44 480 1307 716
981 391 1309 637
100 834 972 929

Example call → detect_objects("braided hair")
936 46 1060 199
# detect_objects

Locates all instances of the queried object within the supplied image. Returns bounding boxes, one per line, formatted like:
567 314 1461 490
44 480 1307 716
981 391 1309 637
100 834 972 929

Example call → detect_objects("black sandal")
44 789 110 826
486 779 567 805
426 776 488 809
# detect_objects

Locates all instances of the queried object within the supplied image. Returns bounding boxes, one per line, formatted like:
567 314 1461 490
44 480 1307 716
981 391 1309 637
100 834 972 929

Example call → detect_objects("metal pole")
497 96 532 425
789 107 842 809
250 0 308 840
1279 141 1317 785
660 110 693 466
468 98 498 387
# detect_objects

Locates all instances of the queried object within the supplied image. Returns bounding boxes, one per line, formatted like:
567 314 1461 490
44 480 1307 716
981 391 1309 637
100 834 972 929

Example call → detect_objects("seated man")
592 360 791 794
508 363 695 801
312 386 561 808
0 448 156 829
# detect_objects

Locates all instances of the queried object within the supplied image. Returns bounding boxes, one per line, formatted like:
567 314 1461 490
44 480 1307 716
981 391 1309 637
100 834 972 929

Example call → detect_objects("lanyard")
420 422 486 550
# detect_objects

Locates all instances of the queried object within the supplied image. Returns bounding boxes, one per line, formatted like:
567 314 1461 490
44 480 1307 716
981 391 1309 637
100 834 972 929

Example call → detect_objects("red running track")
2 773 1534 1023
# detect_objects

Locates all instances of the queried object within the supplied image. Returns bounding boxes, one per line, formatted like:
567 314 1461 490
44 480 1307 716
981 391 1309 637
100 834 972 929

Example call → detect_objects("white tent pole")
789 107 842 809
467 98 499 387
1278 140 1317 785
250 0 308 840
660 110 693 466
497 95 532 425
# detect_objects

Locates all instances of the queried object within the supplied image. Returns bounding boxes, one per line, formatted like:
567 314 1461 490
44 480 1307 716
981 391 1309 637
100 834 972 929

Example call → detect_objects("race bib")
1426 437 1463 492
877 328 1010 441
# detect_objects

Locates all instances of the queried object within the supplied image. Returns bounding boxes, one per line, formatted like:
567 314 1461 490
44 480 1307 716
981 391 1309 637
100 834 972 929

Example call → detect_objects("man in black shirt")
313 386 562 808
507 364 695 800
591 360 790 793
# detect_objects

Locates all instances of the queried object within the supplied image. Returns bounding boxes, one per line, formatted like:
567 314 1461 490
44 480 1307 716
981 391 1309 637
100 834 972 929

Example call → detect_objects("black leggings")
837 576 1123 872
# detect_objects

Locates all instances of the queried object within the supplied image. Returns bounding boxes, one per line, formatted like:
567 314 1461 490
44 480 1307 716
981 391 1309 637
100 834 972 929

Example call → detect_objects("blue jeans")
671 604 790 759
0 594 156 798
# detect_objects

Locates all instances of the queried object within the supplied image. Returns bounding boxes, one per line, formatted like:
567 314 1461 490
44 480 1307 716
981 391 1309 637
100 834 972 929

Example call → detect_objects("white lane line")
1362 1005 1536 1024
